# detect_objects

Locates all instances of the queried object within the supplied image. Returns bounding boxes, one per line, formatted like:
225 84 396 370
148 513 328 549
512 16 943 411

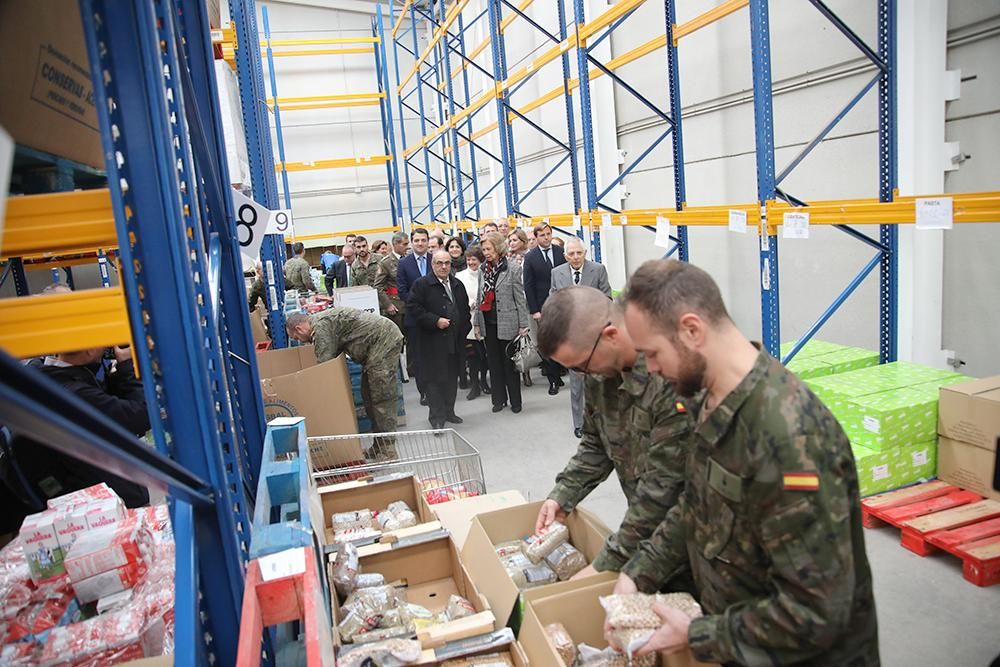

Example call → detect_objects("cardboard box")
938 436 1000 501
519 578 714 667
851 440 938 497
0 1 103 168
938 376 1000 451
782 340 879 380
318 474 437 545
461 501 612 628
422 642 529 666
256 345 364 464
250 304 268 343
332 286 380 315
429 491 528 550
335 535 497 651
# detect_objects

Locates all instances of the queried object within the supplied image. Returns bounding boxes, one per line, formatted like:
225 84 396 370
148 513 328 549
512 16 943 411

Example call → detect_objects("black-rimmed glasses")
571 321 611 373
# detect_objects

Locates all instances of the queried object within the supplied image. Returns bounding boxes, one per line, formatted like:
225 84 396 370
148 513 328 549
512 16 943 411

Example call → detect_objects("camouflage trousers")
362 360 400 460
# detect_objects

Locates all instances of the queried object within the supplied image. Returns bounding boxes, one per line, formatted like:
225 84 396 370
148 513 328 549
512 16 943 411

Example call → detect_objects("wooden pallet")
861 480 1000 587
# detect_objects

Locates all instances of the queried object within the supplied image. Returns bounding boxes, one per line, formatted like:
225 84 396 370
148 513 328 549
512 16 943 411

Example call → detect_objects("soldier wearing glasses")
534 286 693 581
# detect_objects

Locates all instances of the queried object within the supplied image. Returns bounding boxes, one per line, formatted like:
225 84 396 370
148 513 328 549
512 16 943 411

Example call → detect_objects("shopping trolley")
308 429 486 505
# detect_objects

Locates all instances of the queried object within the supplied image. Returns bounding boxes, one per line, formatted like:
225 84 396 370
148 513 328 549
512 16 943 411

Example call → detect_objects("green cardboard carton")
852 439 937 497
780 339 845 360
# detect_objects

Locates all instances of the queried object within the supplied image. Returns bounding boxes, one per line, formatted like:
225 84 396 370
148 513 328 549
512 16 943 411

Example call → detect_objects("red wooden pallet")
236 546 335 666
860 480 1000 587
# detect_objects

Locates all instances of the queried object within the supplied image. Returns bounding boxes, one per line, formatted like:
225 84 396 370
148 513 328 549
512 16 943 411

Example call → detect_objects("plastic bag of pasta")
544 541 587 581
599 592 702 658
444 594 476 621
342 585 398 616
576 643 655 666
493 540 523 559
338 638 422 667
332 542 359 597
332 509 376 531
503 552 557 590
544 622 576 665
521 521 569 564
440 653 515 666
337 607 382 643
352 624 414 644
354 572 386 589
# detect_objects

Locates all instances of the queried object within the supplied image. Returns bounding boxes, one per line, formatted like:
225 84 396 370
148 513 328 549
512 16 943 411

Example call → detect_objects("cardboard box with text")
318 474 437 545
937 376 1000 500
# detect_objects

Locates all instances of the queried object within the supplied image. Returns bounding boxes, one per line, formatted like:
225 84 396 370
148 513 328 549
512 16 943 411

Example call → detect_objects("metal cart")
308 429 486 505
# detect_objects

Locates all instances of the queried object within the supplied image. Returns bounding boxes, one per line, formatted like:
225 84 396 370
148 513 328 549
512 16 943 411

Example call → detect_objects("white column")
896 0 951 368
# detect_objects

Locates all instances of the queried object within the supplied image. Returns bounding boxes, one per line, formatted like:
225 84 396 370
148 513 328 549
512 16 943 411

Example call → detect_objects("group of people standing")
371 221 609 431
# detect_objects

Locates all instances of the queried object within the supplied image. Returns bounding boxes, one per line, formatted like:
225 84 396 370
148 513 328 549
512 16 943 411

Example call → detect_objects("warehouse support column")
896 0 949 368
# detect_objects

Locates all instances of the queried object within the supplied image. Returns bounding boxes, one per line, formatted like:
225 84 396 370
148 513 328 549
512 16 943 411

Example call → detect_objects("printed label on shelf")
915 197 954 230
728 209 747 233
452 222 458 236
862 416 881 434
912 449 928 467
601 213 612 230
761 258 771 290
619 215 628 226
259 548 306 582
269 286 279 311
871 464 890 481
654 217 671 249
267 209 293 236
782 211 810 239
572 215 582 232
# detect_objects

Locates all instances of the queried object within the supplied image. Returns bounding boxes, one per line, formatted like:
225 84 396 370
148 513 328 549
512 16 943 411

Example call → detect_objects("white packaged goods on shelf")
19 511 65 583
215 60 251 188
521 521 569 564
83 497 126 531
96 588 134 615
52 506 89 551
63 514 151 582
46 483 117 511
71 560 146 604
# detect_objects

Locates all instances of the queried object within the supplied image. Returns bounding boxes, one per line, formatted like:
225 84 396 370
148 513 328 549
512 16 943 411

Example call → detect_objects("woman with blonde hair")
474 233 530 413
506 228 529 267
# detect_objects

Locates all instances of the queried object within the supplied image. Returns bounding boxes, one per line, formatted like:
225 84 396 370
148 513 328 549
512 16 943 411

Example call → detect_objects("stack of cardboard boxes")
938 377 1000 501
806 362 970 496
781 339 880 380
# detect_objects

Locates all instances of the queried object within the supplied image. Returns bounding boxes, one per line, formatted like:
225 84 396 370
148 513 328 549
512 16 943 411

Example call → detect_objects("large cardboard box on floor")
0 1 103 168
519 578 716 667
937 375 1000 501
332 286 380 315
318 474 438 545
256 345 363 464
461 501 612 628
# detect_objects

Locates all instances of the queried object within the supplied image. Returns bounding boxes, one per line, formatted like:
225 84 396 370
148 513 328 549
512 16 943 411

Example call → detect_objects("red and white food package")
64 514 150 582
53 506 90 551
20 511 66 583
46 484 118 511
83 498 126 532
38 608 148 667
72 560 146 604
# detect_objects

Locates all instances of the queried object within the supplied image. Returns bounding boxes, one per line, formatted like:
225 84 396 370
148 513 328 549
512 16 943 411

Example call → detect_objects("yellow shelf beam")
276 155 392 172
262 37 379 47
392 0 413 37
2 190 118 259
440 0 536 92
266 93 384 105
263 47 375 57
0 287 131 359
398 0 472 92
672 0 748 45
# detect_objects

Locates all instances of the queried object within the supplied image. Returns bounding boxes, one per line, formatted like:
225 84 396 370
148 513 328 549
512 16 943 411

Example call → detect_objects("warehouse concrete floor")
400 378 1000 666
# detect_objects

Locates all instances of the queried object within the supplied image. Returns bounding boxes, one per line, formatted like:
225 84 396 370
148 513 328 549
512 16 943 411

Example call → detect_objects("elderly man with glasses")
534 286 694 584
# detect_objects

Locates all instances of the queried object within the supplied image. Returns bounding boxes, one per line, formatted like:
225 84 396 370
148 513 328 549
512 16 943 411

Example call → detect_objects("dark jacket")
408 274 472 367
397 252 429 328
1 359 151 533
522 244 565 315
324 259 350 296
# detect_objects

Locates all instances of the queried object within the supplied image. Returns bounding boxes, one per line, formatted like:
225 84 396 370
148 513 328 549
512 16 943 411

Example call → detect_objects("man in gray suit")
550 237 612 437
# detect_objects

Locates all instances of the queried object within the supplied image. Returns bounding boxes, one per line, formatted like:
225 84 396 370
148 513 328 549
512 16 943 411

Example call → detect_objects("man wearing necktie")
409 250 472 428
549 237 612 437
523 222 567 394
397 228 432 404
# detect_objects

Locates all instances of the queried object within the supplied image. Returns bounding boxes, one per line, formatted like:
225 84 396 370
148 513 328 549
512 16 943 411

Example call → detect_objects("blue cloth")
320 251 339 272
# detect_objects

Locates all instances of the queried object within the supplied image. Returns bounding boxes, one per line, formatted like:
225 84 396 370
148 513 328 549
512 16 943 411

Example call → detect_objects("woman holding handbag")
474 232 531 414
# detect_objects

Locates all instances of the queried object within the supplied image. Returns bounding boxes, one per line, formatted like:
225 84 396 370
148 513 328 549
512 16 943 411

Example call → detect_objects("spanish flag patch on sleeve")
675 401 687 414
783 472 820 491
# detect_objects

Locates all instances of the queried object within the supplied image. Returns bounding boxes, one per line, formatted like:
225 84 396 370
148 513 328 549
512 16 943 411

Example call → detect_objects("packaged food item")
332 510 376 531
63 515 148 582
337 638 422 667
352 624 413 644
441 653 515 666
576 643 655 666
333 526 381 544
382 509 418 532
20 512 65 583
338 607 383 642
386 501 412 515
545 541 587 581
599 592 702 658
354 572 386 589
46 483 118 511
332 543 360 597
521 521 569 564
53 506 90 551
342 584 397 616
96 588 135 615
71 560 146 604
444 594 476 621
493 540 522 559
502 552 557 590
545 622 577 665
83 497 127 531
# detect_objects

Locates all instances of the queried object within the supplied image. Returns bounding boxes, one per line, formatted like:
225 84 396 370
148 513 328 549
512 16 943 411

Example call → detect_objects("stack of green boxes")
805 362 970 496
780 340 880 380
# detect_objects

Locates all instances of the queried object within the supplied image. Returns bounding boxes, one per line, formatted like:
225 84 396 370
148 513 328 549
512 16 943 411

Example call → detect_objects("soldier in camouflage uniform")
283 241 316 292
350 235 383 288
286 309 403 456
614 260 878 666
373 231 409 335
535 286 692 578
247 261 265 312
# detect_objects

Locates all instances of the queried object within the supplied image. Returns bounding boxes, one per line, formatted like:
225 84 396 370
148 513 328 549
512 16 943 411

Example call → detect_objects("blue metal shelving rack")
0 0 282 664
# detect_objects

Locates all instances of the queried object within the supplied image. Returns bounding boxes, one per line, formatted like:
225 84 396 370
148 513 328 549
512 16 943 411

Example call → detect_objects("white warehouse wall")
248 0 998 375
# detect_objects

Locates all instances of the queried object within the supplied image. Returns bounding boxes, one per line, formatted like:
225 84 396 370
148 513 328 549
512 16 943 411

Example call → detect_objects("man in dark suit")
324 243 355 295
408 250 472 428
396 228 431 403
522 222 566 395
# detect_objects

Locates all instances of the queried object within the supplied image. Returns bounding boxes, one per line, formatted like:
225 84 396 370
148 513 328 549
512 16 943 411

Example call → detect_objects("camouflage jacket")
548 354 691 572
621 348 879 666
310 307 404 369
283 256 315 292
373 253 404 314
351 254 382 288
247 277 265 312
